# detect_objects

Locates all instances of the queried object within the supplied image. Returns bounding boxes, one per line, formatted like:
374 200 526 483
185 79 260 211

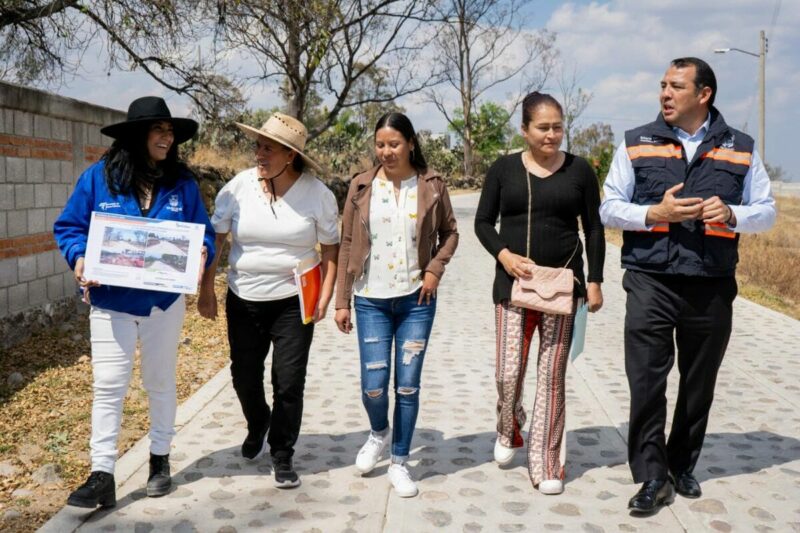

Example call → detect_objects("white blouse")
354 176 422 298
211 168 340 301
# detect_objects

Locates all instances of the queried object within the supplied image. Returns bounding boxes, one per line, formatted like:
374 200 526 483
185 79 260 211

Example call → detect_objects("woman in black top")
474 91 605 494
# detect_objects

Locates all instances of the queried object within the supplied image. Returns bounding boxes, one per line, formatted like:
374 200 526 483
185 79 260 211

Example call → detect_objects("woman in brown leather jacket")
334 112 458 498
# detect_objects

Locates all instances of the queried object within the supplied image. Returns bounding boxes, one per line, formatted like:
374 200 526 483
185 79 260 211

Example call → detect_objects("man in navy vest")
600 57 776 514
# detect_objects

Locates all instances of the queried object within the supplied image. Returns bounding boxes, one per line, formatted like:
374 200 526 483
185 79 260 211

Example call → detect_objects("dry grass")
604 195 800 319
0 276 231 532
189 145 251 174
737 195 800 318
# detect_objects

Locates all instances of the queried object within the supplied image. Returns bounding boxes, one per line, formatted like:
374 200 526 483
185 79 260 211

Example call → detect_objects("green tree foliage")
571 122 615 186
450 102 515 174
418 131 461 179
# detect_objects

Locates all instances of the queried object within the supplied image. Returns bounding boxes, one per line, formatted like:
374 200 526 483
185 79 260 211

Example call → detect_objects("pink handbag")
511 264 574 315
509 158 578 316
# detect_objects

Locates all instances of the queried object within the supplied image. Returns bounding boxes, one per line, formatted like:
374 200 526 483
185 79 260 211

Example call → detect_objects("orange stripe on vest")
704 222 736 239
702 148 751 166
627 144 682 160
637 222 669 233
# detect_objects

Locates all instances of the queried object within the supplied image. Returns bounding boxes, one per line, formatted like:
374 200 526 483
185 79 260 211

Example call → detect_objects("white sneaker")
493 439 517 466
355 430 389 474
538 479 564 495
388 463 418 498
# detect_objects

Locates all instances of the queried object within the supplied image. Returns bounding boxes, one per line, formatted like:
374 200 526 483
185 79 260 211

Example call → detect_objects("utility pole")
715 30 768 159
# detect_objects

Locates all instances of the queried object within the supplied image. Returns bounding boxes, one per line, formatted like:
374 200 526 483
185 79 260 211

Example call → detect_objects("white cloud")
543 0 800 177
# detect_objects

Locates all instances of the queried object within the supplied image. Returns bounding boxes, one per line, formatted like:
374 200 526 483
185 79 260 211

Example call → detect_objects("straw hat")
101 96 198 143
235 113 323 174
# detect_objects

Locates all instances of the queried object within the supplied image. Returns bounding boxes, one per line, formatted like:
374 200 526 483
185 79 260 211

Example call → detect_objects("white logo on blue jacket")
166 194 183 212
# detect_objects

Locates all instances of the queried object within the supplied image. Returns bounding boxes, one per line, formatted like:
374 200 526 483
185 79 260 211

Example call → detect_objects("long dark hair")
374 112 428 173
102 121 185 197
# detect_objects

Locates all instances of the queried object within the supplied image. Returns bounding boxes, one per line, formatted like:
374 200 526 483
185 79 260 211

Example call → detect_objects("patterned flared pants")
495 300 575 487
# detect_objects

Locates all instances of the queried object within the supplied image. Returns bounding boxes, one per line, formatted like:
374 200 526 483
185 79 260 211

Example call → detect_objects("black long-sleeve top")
474 152 605 304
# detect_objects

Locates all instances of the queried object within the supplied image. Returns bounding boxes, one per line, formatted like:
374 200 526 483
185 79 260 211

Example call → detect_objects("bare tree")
218 0 437 139
557 64 592 153
427 0 555 177
0 1 241 119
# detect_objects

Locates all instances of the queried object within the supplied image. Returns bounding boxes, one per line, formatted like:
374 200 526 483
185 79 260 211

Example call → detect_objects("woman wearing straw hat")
198 113 339 488
54 96 216 508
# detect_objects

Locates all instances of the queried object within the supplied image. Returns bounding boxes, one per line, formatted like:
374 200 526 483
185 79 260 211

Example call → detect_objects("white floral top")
354 176 422 298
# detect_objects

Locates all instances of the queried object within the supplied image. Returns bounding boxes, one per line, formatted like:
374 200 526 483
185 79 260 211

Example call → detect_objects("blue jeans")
354 289 436 457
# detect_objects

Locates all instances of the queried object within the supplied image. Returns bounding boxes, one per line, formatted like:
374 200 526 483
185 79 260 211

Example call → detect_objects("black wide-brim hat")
100 96 199 144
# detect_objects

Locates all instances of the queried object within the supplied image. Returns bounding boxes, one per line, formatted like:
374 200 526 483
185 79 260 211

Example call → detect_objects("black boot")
147 453 171 497
67 471 116 508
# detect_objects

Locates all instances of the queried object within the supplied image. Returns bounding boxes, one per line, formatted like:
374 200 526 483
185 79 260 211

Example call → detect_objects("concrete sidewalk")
41 192 800 532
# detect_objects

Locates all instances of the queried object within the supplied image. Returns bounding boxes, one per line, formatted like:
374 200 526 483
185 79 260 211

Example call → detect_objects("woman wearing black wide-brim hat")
54 96 216 509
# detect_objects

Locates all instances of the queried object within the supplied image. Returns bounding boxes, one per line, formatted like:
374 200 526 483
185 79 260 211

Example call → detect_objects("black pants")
623 270 737 483
226 289 314 459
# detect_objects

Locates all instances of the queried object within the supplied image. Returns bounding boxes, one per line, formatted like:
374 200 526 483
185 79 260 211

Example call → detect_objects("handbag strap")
522 153 580 269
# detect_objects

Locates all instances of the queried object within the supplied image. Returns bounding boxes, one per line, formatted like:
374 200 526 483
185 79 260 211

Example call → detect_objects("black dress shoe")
146 453 171 497
628 478 674 513
67 471 116 508
673 470 702 498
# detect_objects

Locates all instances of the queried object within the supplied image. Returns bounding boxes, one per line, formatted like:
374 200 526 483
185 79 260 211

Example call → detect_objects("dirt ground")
0 275 231 532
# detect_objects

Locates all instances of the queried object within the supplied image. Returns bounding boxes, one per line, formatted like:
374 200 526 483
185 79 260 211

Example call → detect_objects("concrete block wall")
0 81 125 347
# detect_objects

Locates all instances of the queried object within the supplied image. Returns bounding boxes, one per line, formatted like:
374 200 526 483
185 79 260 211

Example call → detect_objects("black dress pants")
226 289 314 459
622 270 737 483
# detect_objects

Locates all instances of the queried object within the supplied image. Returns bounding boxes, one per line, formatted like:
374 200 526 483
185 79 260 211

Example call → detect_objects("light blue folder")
569 302 589 361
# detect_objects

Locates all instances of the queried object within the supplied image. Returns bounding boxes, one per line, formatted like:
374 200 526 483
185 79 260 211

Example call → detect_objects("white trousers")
88 296 185 473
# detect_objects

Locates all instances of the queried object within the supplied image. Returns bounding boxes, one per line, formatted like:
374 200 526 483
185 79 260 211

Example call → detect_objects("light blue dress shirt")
600 114 776 233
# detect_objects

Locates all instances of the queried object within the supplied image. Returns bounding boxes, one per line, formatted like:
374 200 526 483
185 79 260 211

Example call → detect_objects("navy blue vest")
622 108 753 277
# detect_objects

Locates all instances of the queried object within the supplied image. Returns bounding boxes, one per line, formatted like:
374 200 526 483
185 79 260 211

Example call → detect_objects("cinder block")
53 253 69 274
0 212 6 238
18 255 37 282
28 208 46 233
0 184 14 210
0 258 17 287
37 251 55 278
34 184 51 208
51 184 68 207
46 207 60 230
6 157 25 183
13 111 32 136
7 209 27 236
14 184 34 209
51 119 69 141
44 160 61 184
89 126 103 146
60 161 75 184
63 271 76 295
26 159 45 183
0 155 6 182
47 273 64 300
0 109 7 134
0 287 7 317
8 283 28 314
28 278 46 306
33 115 52 139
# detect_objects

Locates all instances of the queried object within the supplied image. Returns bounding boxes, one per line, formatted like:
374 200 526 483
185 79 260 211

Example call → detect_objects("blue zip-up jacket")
54 159 216 316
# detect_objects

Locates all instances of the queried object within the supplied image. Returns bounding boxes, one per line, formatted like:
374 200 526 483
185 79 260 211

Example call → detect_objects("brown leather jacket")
334 166 459 309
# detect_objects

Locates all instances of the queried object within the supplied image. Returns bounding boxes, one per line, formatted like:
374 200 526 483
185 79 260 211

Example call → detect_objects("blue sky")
55 0 799 180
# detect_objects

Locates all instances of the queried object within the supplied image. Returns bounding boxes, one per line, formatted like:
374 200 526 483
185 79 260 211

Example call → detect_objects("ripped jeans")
354 289 436 457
